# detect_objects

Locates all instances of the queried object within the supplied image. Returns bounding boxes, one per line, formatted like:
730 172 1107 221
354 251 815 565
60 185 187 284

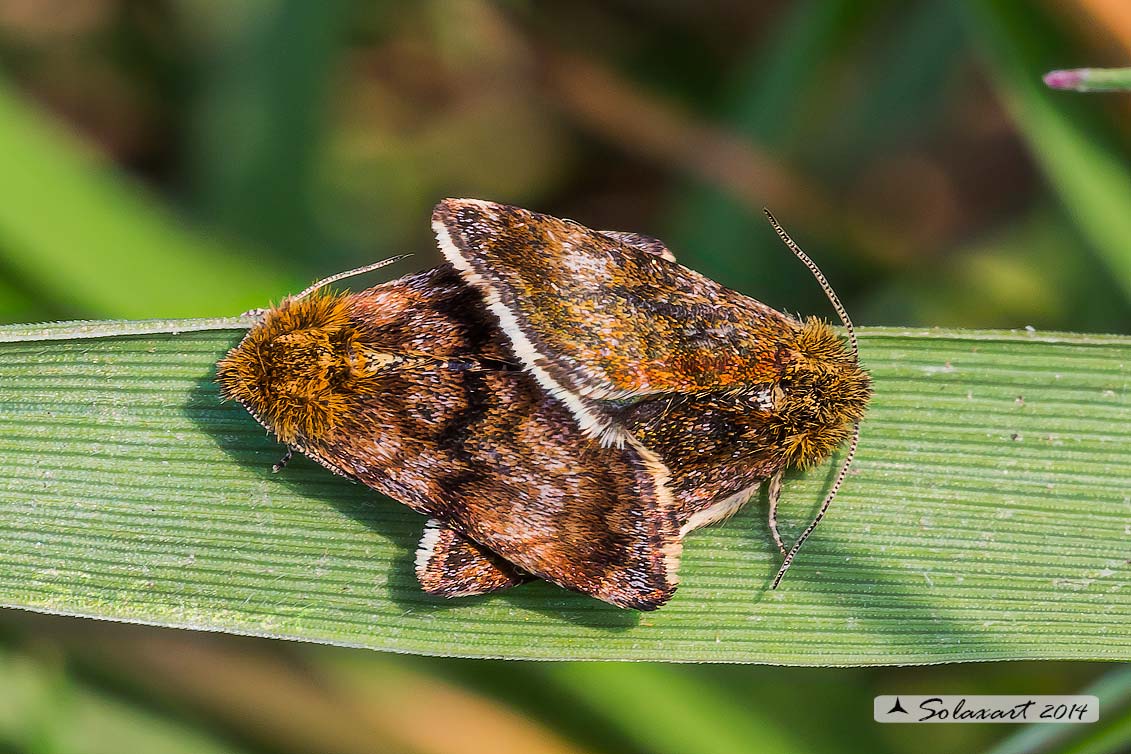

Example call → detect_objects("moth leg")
598 231 676 262
680 482 761 537
767 469 787 556
415 520 527 598
272 447 294 473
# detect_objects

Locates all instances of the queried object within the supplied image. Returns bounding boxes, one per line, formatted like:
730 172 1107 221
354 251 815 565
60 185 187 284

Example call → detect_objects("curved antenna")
763 208 862 588
772 422 860 589
762 209 857 357
295 255 411 300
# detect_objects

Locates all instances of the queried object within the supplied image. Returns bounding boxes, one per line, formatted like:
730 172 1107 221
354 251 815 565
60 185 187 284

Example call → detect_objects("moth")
216 200 870 610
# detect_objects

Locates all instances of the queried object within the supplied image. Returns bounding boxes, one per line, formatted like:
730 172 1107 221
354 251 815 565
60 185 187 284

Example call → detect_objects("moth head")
773 317 871 468
216 292 363 445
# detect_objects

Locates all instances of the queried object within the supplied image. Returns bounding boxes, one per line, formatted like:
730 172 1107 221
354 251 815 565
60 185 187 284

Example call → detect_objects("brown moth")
432 199 870 592
216 199 870 610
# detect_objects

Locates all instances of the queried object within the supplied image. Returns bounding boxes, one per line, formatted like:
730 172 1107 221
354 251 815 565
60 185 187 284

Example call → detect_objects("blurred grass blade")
670 0 886 308
1053 714 1131 754
548 664 814 754
0 76 293 319
1044 67 1131 92
327 654 595 754
984 666 1131 754
0 642 253 754
964 2 1131 300
188 0 352 258
0 322 1130 663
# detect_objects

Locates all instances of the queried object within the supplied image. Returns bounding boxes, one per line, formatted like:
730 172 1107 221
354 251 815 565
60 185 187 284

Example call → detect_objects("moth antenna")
771 422 860 589
295 255 411 300
763 209 858 357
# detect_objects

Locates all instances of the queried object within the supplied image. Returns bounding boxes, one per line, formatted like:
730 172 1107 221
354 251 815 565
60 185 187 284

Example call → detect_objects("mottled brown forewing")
284 268 682 610
433 198 792 402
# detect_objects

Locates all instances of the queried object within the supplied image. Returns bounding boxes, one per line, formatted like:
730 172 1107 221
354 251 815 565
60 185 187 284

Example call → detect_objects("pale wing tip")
414 519 445 579
432 197 499 221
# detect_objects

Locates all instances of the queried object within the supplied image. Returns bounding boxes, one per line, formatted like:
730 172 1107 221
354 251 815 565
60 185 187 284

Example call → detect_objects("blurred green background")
1 1 1130 752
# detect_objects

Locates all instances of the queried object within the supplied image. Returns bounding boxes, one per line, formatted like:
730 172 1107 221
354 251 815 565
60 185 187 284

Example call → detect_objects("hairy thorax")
216 293 372 445
771 317 870 469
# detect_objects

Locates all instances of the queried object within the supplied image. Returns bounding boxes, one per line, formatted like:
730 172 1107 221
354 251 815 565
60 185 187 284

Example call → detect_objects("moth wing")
293 267 682 610
300 375 682 610
433 198 792 404
416 519 526 597
417 390 785 599
598 231 676 262
613 391 783 560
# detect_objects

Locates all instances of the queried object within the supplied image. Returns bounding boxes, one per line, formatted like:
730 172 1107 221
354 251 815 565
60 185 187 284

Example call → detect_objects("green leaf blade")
0 323 1128 664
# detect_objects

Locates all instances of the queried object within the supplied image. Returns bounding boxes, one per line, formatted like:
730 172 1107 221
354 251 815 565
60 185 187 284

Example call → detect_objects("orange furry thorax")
772 317 871 469
216 292 365 445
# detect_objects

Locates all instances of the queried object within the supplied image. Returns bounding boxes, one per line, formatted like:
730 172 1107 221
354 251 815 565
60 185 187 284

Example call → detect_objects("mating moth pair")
216 199 870 610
